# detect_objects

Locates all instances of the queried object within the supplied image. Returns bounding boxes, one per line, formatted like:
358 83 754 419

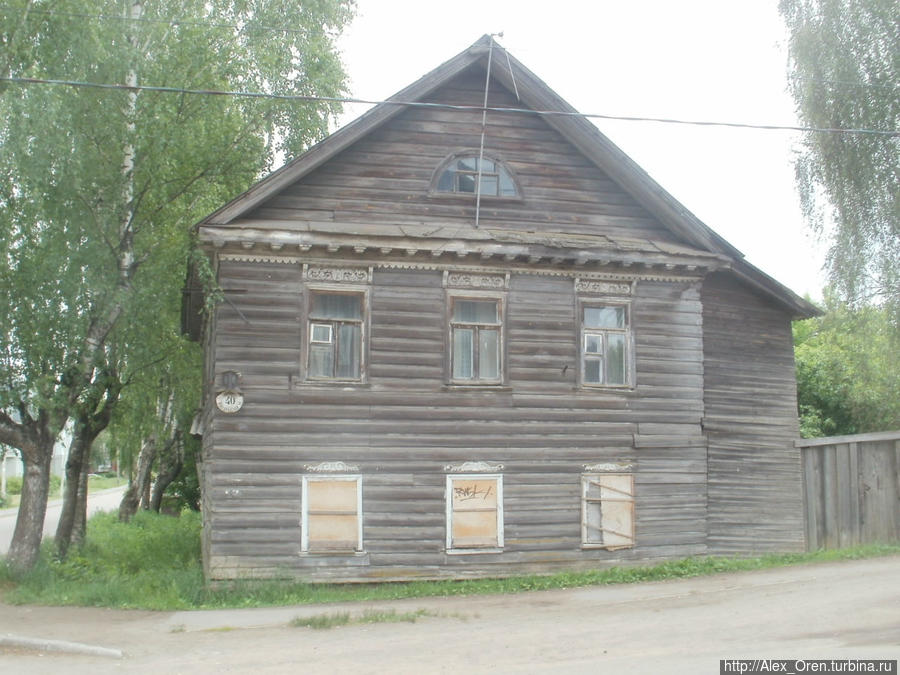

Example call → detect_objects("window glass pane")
479 175 499 196
311 323 332 343
584 333 603 354
309 343 333 377
452 328 474 379
499 169 517 196
584 358 602 384
437 170 454 191
606 334 626 384
457 157 476 171
453 299 498 324
479 329 499 379
480 159 495 172
336 324 361 378
457 173 476 193
312 293 362 320
584 306 625 329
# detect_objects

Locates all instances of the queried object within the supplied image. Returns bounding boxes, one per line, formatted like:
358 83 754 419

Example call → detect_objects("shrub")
4 477 22 496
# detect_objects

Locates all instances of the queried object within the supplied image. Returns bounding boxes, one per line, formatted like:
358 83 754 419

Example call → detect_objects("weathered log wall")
203 261 708 580
702 272 805 554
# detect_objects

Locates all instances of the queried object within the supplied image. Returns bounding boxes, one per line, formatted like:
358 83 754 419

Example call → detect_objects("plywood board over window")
582 473 635 550
446 474 504 552
301 475 363 553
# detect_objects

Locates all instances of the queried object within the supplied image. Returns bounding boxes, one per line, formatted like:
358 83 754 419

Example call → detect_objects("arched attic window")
432 154 519 198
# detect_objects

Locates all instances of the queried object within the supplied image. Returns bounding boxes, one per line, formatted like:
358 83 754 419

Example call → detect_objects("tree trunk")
150 433 182 513
56 370 121 558
71 462 90 547
55 430 91 559
7 441 54 572
118 436 156 522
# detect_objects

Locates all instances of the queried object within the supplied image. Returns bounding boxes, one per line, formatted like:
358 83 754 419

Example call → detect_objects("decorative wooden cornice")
216 253 704 284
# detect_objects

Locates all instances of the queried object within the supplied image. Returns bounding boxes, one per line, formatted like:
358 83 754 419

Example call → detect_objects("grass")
290 609 434 630
1 510 898 611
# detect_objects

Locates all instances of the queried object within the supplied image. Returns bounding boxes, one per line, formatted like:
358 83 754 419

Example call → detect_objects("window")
307 291 364 380
449 297 503 384
582 473 634 550
301 475 363 553
435 156 518 197
581 304 630 386
446 474 503 551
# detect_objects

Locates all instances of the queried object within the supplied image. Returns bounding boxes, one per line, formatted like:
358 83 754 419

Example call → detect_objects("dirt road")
1 555 898 674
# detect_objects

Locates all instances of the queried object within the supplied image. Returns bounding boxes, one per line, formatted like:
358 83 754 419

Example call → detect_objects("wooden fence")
798 431 900 550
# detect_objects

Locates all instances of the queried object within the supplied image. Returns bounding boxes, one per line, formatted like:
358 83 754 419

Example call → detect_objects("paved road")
0 486 126 555
1 555 898 674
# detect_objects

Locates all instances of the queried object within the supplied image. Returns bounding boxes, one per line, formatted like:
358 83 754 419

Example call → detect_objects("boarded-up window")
446 475 503 550
582 474 634 549
301 475 362 553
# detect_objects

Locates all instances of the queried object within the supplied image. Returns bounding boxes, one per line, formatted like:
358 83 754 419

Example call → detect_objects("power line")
1 75 897 137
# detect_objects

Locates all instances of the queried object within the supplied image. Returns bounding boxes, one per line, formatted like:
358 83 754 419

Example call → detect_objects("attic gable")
196 35 818 318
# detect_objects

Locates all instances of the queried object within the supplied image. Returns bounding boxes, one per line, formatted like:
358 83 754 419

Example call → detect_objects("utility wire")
1 75 897 137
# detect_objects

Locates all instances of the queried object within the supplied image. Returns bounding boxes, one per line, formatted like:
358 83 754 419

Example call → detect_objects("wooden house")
183 36 820 582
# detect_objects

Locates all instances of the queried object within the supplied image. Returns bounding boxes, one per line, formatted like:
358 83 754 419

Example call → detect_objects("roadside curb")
1 633 124 658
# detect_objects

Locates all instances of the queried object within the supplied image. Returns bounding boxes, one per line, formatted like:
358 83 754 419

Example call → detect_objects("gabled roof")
198 35 819 318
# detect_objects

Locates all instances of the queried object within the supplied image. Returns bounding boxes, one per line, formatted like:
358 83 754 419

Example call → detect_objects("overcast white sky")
333 0 828 300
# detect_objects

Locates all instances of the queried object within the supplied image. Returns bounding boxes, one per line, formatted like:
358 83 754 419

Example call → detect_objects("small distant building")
183 36 819 582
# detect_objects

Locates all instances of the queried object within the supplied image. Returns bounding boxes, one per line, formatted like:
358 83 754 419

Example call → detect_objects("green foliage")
794 294 900 437
3 509 898 610
164 432 202 511
5 510 204 608
1 475 62 497
0 1 354 566
779 0 899 316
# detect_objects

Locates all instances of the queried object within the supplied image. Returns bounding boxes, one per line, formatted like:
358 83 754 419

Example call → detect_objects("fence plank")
800 431 900 550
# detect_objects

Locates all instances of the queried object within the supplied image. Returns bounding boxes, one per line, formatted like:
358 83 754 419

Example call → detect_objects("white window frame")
300 474 363 554
581 473 635 550
445 473 504 553
304 285 369 383
578 300 633 389
446 291 505 386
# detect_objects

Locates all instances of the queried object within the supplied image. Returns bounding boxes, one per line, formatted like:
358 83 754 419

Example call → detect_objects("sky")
333 0 828 301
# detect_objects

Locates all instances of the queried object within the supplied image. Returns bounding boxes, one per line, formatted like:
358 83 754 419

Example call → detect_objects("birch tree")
0 0 354 571
779 0 899 317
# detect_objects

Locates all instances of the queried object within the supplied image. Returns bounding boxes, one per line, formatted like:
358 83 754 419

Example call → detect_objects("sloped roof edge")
198 35 819 318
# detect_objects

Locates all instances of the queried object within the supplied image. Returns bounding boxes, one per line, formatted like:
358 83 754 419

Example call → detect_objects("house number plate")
215 391 244 413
